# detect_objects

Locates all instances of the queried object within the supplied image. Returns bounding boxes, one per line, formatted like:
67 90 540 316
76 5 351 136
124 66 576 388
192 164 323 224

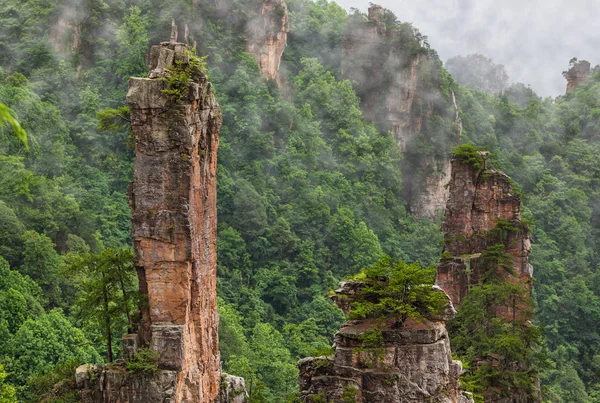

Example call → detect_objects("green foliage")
451 143 486 170
126 348 160 375
341 387 357 403
1 0 599 400
6 309 99 389
22 359 80 403
97 106 131 133
162 52 208 101
0 102 27 149
348 256 447 324
0 364 16 403
68 247 138 362
449 280 543 400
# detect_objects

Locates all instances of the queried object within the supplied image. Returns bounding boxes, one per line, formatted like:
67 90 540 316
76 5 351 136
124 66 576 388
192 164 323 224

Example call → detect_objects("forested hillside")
0 0 600 402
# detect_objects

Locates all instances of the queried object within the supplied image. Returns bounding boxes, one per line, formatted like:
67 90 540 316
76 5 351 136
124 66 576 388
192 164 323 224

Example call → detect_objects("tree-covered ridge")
0 0 599 402
0 0 442 401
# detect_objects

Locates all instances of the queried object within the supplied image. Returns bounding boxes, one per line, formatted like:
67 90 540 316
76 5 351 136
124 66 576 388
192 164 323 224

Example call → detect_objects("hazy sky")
336 0 599 97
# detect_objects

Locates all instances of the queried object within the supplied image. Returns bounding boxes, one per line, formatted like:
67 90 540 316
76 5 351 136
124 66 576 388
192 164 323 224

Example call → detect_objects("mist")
335 0 600 97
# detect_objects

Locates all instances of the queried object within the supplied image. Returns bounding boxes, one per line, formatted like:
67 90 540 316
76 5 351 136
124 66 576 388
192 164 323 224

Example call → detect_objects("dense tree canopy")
0 0 598 402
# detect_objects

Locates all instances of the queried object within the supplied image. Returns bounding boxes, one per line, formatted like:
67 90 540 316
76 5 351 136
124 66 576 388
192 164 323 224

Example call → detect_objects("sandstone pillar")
436 154 533 309
127 41 222 402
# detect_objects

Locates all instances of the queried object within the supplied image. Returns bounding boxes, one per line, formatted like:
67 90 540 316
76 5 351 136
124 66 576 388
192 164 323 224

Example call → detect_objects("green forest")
1 0 600 402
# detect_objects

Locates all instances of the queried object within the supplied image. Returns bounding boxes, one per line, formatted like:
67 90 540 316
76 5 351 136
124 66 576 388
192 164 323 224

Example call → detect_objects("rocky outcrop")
298 282 474 403
436 153 533 310
77 40 226 402
247 0 289 84
341 5 459 219
436 153 539 403
563 58 590 93
218 374 249 403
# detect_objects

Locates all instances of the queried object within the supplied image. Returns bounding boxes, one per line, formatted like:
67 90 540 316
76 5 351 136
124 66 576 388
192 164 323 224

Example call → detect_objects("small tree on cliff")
68 248 138 362
348 256 448 324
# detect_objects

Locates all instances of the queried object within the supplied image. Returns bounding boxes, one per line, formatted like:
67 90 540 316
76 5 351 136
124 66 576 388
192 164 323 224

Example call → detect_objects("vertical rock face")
128 41 222 402
247 0 289 84
298 282 474 403
436 154 533 310
341 4 459 219
436 155 540 403
77 41 224 403
563 58 591 93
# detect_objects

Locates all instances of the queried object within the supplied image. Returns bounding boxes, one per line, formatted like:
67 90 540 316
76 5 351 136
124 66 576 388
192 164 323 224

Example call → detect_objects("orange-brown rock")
77 41 225 403
298 281 474 403
128 40 221 402
247 0 289 84
563 58 590 93
341 5 460 219
436 154 533 311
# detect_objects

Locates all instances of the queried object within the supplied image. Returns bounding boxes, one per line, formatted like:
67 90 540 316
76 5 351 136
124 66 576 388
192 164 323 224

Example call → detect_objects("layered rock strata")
298 281 474 403
76 41 237 403
436 153 539 403
341 4 459 219
247 0 289 84
436 154 533 310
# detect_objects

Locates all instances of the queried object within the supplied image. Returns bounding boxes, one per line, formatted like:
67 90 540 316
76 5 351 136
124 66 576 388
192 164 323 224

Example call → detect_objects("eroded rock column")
436 154 533 310
76 41 225 403
127 41 222 402
246 0 289 85
340 4 460 219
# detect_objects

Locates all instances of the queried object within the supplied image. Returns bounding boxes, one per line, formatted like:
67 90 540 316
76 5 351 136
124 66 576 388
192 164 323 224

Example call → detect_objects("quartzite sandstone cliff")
341 4 460 219
76 41 247 403
436 154 533 310
298 281 474 403
436 153 539 403
247 0 289 84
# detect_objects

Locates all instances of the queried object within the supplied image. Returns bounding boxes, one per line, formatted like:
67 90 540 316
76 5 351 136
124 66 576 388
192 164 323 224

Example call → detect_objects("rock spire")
75 41 247 403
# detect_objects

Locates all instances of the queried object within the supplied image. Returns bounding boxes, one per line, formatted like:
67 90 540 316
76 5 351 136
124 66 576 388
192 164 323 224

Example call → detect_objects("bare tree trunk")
103 281 113 362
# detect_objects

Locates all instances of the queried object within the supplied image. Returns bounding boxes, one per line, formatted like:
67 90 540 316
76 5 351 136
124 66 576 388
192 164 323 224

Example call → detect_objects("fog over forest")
337 0 599 97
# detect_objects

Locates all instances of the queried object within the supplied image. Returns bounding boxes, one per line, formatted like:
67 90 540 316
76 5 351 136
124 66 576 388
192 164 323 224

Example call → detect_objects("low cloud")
336 0 600 97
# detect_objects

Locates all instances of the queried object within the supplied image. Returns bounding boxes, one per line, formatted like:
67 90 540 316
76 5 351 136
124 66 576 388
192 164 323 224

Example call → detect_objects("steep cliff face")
436 153 539 403
341 5 459 219
298 281 474 403
247 0 289 84
436 154 533 310
128 40 221 402
563 58 591 93
76 41 236 403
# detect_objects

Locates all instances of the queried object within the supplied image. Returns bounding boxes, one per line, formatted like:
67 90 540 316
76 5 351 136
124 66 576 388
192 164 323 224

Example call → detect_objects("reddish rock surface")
298 282 474 403
128 41 222 402
436 154 533 312
247 0 289 84
77 41 230 403
563 58 591 93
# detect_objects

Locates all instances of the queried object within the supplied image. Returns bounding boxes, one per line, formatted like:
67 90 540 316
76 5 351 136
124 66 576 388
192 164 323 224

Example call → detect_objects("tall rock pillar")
76 41 224 403
246 0 289 85
436 153 533 309
436 153 539 403
127 41 221 402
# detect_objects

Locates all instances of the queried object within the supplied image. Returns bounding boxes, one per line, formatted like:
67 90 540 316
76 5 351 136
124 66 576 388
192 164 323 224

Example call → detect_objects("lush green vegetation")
349 256 447 323
0 0 599 402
